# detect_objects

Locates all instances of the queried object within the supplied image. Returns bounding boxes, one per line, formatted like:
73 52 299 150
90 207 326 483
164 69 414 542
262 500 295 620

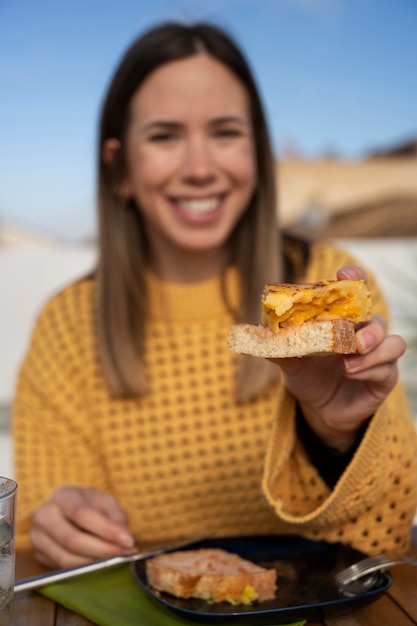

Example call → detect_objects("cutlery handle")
14 555 132 593
14 535 207 593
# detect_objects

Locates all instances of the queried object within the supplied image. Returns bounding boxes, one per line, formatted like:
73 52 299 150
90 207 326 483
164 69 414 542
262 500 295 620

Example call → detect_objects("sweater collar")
146 267 240 322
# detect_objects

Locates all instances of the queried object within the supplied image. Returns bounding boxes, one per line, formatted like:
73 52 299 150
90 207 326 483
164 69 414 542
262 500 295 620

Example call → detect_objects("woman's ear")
102 138 121 166
102 138 133 201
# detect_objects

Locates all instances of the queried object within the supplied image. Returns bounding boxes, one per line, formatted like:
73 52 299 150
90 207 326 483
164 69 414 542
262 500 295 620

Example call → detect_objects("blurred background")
1 0 417 476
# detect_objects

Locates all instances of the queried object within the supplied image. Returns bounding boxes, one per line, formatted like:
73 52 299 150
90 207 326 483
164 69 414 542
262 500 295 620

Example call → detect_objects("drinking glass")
0 477 17 626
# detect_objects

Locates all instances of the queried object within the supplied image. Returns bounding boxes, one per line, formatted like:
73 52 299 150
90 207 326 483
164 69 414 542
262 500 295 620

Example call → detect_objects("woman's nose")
181 138 216 183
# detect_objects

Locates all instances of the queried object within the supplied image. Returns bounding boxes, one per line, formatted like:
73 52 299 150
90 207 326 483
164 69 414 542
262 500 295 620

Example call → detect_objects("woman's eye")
149 132 177 142
215 128 243 139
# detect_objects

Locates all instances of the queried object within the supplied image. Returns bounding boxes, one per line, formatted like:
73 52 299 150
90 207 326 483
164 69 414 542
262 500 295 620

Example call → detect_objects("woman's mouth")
176 196 222 215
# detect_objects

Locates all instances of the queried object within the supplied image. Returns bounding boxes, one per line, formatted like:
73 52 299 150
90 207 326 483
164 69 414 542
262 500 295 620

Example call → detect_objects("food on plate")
228 279 372 358
145 547 277 604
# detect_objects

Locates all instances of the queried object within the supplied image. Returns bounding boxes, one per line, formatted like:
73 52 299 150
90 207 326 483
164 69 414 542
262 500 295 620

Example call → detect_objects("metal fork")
335 553 417 587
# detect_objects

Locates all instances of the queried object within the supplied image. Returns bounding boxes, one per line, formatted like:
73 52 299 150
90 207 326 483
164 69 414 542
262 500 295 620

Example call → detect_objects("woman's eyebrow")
211 115 250 126
139 120 182 134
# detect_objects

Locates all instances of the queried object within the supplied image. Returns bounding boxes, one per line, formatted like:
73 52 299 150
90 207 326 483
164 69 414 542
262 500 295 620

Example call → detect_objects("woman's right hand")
30 486 137 568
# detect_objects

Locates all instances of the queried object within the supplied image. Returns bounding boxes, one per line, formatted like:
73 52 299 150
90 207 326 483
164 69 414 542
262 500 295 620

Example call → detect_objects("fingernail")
357 330 373 353
339 270 351 280
344 356 360 372
118 532 135 547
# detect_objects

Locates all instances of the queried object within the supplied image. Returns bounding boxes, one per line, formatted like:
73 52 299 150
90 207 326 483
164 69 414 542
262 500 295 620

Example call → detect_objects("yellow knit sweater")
13 242 417 555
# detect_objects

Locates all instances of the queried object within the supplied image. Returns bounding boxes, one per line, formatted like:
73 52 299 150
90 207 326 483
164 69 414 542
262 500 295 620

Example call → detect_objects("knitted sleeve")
12 282 110 549
262 242 417 556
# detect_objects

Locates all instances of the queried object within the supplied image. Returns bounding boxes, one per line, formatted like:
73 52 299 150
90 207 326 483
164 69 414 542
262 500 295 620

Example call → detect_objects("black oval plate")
131 535 392 624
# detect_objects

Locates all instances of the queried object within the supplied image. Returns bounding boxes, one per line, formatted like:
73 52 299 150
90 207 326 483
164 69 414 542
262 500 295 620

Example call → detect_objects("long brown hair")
97 22 282 400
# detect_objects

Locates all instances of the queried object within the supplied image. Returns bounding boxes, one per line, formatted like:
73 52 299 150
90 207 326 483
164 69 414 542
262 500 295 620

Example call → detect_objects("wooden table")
12 528 417 625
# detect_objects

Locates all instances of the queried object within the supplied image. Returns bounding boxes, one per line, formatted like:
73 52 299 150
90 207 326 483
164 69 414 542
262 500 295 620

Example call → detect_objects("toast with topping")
228 279 372 358
145 547 277 605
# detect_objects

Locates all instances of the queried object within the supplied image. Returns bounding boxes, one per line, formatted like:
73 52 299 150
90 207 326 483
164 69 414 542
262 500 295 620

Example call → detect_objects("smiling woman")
12 21 417 573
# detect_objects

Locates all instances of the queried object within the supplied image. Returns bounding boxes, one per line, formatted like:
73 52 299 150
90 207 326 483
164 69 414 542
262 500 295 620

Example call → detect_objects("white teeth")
177 197 219 214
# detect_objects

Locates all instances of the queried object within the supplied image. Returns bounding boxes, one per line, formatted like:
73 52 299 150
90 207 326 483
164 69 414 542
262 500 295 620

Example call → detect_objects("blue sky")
1 0 416 240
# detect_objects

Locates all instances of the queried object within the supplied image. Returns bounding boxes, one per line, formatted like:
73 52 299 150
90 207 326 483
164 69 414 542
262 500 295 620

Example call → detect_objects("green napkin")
39 563 306 626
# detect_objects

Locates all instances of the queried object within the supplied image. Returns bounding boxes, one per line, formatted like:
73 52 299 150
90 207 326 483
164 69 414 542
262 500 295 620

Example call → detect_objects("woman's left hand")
273 265 406 452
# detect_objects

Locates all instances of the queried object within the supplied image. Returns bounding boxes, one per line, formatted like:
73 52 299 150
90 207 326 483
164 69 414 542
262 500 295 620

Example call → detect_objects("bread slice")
227 319 357 358
145 547 277 604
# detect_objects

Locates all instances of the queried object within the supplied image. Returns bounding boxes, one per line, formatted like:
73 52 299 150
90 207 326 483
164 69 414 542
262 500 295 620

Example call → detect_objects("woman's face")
122 54 257 258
